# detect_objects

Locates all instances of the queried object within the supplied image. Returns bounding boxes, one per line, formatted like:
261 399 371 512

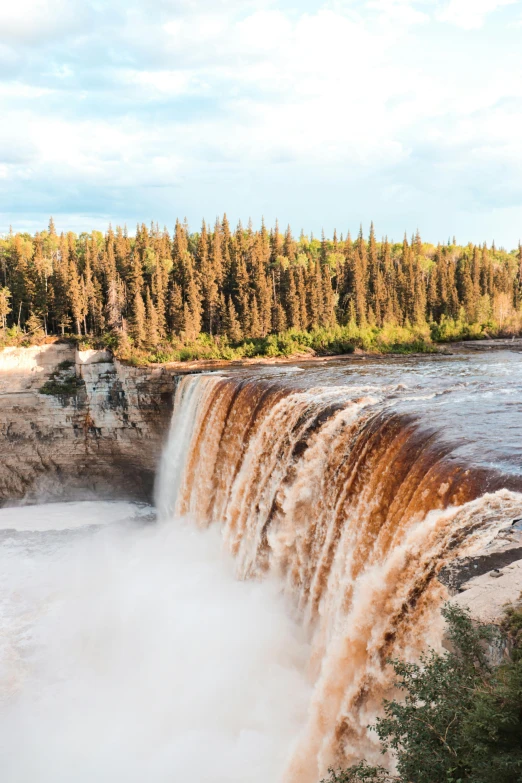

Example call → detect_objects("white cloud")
0 0 88 43
0 83 54 98
437 0 518 29
1 0 522 243
123 70 202 97
366 0 430 26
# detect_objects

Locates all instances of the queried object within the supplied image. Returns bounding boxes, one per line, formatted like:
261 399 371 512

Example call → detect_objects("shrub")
322 604 522 783
39 363 85 397
501 597 522 663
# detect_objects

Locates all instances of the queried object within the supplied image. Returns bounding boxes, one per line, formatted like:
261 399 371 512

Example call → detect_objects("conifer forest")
1 217 521 361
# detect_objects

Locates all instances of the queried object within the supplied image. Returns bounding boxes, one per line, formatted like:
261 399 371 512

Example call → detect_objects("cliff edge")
0 344 175 505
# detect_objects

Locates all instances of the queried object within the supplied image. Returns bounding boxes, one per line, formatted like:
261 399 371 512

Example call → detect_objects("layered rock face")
0 344 175 505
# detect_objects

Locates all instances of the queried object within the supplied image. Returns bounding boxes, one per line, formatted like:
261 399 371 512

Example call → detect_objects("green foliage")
1 218 522 361
322 604 522 783
126 324 440 366
322 763 394 782
0 286 12 329
429 316 491 343
39 363 85 397
501 598 522 662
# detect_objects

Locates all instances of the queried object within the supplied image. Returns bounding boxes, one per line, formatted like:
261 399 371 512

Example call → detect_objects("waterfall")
156 373 521 782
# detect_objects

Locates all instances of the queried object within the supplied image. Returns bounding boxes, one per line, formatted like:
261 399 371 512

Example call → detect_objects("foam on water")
0 501 149 532
157 371 522 780
0 502 311 783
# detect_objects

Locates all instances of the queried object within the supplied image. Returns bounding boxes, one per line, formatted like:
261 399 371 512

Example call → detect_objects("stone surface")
0 345 176 505
450 560 522 625
440 519 522 589
444 523 522 626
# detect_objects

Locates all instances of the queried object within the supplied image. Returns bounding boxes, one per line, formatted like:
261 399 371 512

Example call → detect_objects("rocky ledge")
442 520 522 629
0 344 176 505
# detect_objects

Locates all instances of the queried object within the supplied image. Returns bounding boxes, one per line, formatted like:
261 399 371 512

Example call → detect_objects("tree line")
1 217 521 349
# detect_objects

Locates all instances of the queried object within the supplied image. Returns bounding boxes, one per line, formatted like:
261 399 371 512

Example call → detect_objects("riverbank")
4 319 522 370
137 336 522 373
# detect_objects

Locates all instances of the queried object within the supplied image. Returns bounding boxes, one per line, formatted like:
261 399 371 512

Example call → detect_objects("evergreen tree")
249 294 263 338
168 282 184 336
271 219 284 263
307 260 322 327
353 241 367 326
1 217 521 353
145 287 159 347
105 277 123 332
283 225 297 263
297 266 309 329
198 220 219 334
68 259 84 335
0 286 11 331
286 268 301 329
224 296 242 342
321 263 335 327
131 291 146 347
272 301 287 333
210 218 224 286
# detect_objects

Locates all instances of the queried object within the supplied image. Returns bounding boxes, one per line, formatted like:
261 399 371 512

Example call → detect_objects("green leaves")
322 604 522 783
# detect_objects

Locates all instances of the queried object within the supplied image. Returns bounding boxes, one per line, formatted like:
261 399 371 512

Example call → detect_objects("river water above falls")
210 350 522 480
1 350 522 782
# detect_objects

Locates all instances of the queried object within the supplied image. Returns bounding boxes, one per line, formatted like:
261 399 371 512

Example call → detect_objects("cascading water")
157 369 522 782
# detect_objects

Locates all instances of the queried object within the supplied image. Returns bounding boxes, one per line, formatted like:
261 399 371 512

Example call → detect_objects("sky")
0 0 521 246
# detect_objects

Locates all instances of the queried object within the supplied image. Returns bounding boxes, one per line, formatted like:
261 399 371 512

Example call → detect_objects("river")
1 349 521 782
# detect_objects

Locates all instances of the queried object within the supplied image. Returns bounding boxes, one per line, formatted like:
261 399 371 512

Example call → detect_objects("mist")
0 502 311 783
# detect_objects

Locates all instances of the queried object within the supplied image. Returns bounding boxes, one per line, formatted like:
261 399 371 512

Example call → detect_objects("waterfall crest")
157 373 521 781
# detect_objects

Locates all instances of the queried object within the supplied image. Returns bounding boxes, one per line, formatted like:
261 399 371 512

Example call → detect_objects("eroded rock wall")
0 345 175 505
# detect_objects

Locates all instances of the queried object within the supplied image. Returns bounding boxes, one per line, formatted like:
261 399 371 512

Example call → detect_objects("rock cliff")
0 344 175 505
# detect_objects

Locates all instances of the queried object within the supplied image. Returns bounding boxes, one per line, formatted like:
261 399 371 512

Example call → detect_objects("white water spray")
0 501 311 783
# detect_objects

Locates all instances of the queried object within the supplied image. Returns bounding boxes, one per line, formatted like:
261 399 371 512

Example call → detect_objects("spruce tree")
271 219 284 263
168 282 184 336
321 263 335 327
106 277 123 332
224 296 242 342
286 268 301 330
0 286 11 332
297 266 309 329
283 225 297 263
353 243 367 326
145 287 159 347
68 259 84 335
272 301 287 333
131 291 146 347
198 220 219 334
307 260 321 327
210 218 224 286
251 235 272 336
249 294 263 338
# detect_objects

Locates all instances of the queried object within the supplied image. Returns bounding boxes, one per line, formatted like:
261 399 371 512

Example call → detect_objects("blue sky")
0 0 521 246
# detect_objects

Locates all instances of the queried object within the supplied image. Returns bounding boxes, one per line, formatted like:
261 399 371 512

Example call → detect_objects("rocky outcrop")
443 521 522 626
0 344 176 505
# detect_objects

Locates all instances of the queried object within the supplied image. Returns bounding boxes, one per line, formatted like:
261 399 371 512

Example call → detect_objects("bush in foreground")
322 603 522 783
